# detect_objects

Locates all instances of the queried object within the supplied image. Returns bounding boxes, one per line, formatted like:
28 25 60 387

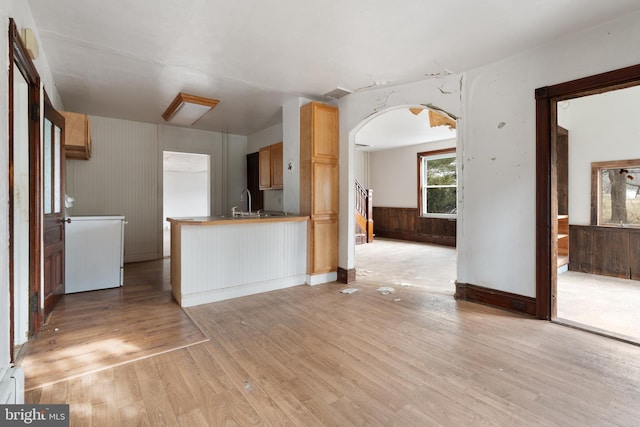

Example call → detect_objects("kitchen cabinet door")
61 111 91 160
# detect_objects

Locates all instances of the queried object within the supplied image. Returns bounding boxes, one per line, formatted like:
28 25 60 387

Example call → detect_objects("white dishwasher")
65 215 126 293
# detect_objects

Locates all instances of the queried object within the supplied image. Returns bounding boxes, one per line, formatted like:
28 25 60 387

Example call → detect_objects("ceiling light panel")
162 92 219 126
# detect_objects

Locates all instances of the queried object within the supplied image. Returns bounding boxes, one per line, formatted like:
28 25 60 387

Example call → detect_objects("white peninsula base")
168 216 308 307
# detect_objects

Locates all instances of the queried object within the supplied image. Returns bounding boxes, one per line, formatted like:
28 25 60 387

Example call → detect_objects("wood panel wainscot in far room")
569 224 640 280
372 207 456 247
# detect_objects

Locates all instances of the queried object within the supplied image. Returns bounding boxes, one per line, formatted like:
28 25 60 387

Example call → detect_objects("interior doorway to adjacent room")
554 86 640 343
163 151 210 257
352 106 458 290
536 64 640 345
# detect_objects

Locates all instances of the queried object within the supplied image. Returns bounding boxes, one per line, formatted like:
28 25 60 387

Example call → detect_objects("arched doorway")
350 105 459 292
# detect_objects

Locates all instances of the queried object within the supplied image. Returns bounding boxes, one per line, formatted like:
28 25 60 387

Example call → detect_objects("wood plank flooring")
24 241 640 426
16 259 208 390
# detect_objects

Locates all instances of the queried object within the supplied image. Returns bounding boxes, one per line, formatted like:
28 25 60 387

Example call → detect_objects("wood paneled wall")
372 207 456 247
569 225 640 280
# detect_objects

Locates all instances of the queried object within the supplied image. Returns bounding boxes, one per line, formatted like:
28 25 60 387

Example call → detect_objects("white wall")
226 133 249 214
1 1 64 364
354 150 368 187
163 169 209 226
458 11 640 297
282 98 313 214
338 10 640 298
247 123 282 154
369 139 456 208
558 86 640 225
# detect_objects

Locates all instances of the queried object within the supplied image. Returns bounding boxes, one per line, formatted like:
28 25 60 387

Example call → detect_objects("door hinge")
31 103 39 121
30 293 39 312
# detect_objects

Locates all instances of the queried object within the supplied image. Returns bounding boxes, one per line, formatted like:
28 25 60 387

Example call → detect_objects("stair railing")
355 179 373 242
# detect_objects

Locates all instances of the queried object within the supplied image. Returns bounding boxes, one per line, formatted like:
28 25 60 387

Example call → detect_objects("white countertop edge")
68 215 126 221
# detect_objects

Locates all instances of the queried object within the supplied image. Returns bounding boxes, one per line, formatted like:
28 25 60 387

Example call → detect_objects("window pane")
426 187 457 214
426 157 456 186
600 166 640 225
54 125 61 213
43 118 52 214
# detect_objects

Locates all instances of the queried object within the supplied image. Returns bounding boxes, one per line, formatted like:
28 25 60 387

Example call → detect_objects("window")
418 148 457 218
591 159 640 226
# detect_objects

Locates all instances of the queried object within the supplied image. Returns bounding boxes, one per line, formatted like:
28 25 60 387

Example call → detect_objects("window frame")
591 158 640 227
417 147 457 219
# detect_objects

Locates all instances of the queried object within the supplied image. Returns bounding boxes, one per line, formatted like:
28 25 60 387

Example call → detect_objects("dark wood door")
247 152 264 211
43 97 65 318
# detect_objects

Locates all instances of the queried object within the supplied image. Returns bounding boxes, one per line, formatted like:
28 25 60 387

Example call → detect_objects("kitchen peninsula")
167 215 309 307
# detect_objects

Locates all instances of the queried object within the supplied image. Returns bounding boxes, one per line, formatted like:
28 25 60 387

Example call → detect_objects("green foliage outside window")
421 154 457 216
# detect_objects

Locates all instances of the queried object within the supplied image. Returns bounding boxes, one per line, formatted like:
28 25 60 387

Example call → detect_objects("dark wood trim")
535 89 553 320
337 267 356 284
535 63 640 321
590 159 640 226
455 282 537 317
9 18 43 344
537 63 640 100
43 93 66 318
8 18 16 363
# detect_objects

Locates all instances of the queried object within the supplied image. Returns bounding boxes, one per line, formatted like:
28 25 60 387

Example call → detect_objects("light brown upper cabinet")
259 142 283 190
61 111 91 160
300 102 339 275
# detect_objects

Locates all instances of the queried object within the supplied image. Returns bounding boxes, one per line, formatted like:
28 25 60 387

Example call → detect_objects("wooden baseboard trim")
375 230 456 247
455 282 536 317
337 267 356 284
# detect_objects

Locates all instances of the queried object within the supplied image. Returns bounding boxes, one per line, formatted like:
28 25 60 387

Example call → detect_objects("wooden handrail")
355 179 374 243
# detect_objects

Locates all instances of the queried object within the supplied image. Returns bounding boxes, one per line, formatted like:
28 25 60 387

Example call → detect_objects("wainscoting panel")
372 207 456 247
569 225 640 280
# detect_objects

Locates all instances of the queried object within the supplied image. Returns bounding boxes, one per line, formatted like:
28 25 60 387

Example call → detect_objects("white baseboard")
306 271 338 286
180 275 307 307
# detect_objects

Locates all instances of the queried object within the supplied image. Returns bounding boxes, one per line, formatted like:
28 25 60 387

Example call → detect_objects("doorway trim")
535 63 640 320
9 18 43 359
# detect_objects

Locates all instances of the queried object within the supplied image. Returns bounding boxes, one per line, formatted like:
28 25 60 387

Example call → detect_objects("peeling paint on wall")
422 103 459 121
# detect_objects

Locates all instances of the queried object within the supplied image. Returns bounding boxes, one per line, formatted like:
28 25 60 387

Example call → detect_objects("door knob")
62 218 71 224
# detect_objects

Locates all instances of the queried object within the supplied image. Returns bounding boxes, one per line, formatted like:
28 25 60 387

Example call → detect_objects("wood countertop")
167 214 309 226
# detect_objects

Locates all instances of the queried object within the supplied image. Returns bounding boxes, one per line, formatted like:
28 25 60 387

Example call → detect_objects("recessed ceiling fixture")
162 92 220 126
323 87 352 100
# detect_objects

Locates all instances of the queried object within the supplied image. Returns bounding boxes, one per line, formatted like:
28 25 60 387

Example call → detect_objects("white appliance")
65 215 125 293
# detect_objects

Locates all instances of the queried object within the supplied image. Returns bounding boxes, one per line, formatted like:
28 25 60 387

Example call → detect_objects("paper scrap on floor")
340 288 359 294
377 287 395 295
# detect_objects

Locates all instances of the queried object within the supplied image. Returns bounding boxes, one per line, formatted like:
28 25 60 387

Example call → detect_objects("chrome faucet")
240 188 252 214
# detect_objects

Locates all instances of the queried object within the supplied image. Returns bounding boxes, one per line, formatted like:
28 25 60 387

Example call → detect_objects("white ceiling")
355 108 456 151
26 0 640 138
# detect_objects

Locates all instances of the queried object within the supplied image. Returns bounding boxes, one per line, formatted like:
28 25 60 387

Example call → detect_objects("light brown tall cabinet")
300 101 339 275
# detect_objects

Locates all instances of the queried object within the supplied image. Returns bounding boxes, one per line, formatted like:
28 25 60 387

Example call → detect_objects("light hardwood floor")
24 240 640 426
17 259 208 390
